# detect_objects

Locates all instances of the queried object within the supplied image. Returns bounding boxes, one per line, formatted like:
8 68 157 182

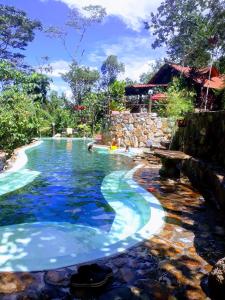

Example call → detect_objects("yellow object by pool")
110 145 118 151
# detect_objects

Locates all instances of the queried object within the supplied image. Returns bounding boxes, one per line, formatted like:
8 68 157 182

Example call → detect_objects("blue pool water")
0 139 133 230
0 139 164 271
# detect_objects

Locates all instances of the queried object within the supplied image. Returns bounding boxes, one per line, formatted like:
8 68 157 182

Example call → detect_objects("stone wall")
171 111 225 169
170 111 225 212
103 112 174 148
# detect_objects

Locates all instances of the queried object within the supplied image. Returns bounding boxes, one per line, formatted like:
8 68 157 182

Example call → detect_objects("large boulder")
208 257 225 300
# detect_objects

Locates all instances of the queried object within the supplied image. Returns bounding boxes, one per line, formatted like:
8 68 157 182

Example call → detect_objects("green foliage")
0 62 62 151
79 92 106 134
0 90 39 152
108 80 126 111
25 73 50 104
215 56 225 74
150 0 225 67
109 80 126 101
36 91 79 136
62 61 100 104
109 100 125 112
213 86 225 109
165 78 195 119
0 60 51 104
101 55 125 87
76 124 92 137
0 4 42 66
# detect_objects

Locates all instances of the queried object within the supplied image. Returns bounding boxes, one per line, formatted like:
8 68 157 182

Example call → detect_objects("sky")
2 0 166 96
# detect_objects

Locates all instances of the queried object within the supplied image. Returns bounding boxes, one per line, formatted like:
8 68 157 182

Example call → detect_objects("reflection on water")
0 139 134 231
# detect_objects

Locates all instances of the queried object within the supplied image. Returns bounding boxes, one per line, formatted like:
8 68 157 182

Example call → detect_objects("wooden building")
125 63 225 112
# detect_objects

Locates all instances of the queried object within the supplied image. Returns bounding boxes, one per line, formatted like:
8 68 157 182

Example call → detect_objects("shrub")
165 77 195 119
0 90 39 153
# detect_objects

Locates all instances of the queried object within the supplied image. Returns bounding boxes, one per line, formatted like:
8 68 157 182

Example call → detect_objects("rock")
113 257 127 268
29 272 45 291
120 267 135 283
102 113 173 148
40 287 70 300
0 273 34 294
214 226 225 237
44 269 71 287
208 257 225 300
16 290 41 300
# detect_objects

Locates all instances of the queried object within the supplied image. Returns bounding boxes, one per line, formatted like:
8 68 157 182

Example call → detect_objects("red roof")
151 93 167 101
149 63 225 90
203 75 225 90
169 64 220 78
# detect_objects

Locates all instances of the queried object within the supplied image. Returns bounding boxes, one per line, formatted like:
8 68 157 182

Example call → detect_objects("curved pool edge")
0 140 43 196
0 140 43 176
0 140 165 272
100 164 165 255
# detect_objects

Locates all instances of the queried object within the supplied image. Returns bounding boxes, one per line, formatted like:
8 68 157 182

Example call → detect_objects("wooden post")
148 96 152 114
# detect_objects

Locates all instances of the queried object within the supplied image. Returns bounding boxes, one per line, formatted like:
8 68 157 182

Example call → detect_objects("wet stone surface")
1 164 225 299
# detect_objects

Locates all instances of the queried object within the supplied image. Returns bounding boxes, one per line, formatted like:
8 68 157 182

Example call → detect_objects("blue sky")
2 0 165 96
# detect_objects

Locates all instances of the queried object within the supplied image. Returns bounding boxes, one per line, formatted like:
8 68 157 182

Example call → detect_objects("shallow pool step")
0 169 40 196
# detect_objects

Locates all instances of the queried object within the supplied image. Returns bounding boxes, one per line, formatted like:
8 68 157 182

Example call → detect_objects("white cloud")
43 60 70 77
54 0 160 31
36 60 70 77
88 35 164 81
120 57 155 81
50 82 73 99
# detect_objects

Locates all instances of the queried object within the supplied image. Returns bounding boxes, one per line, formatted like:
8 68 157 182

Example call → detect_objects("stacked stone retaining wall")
172 111 225 169
171 111 225 212
102 113 174 148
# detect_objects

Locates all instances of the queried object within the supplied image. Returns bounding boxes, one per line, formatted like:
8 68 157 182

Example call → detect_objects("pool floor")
0 139 164 271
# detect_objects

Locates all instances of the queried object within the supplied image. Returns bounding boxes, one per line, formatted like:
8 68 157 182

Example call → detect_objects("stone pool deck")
1 164 225 299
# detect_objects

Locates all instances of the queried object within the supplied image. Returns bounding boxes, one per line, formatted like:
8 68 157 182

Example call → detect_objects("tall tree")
101 55 125 88
62 61 100 104
0 4 42 66
46 5 106 61
0 61 50 104
149 0 225 68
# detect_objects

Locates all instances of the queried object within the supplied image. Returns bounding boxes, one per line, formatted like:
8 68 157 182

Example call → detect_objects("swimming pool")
0 139 164 271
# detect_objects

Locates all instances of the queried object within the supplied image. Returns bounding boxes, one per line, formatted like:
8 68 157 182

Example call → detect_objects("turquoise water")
0 139 165 272
0 139 133 231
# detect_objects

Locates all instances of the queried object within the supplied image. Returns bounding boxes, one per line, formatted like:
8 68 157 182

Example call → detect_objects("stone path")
1 164 225 299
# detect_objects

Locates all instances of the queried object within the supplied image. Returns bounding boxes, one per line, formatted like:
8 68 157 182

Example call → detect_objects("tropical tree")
82 92 105 134
62 61 100 104
149 0 225 68
0 4 42 67
109 80 126 101
0 89 40 152
0 60 50 104
46 5 106 61
101 55 125 88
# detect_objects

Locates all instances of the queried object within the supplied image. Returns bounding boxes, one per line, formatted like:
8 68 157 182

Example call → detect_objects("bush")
0 90 39 153
165 77 195 119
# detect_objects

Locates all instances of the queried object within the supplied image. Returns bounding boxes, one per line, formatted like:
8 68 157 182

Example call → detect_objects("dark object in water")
70 263 113 288
88 144 93 152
